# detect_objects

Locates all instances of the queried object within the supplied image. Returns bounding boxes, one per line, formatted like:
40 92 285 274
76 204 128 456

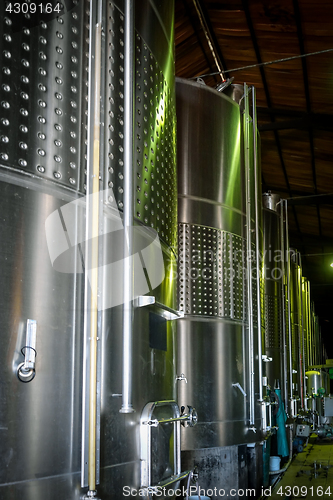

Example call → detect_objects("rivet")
38 132 46 140
37 148 46 156
3 67 11 75
4 17 12 26
3 34 12 42
37 165 45 173
21 75 29 83
38 84 46 92
55 77 63 85
71 41 78 49
70 146 76 154
39 36 47 45
54 155 62 162
56 46 63 54
1 136 9 143
56 32 63 39
20 108 28 116
70 100 77 108
56 62 63 70
55 92 63 100
3 50 11 59
0 153 9 160
2 84 10 92
71 86 77 93
38 99 46 108
39 67 47 75
38 115 46 123
54 171 62 179
54 139 62 147
19 159 27 167
69 177 76 185
70 162 76 169
22 43 29 51
55 123 62 131
23 28 30 35
1 118 9 126
71 71 78 78
70 116 77 123
71 56 78 63
55 108 63 116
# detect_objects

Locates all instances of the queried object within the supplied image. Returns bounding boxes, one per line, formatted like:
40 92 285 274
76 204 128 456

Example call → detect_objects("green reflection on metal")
225 120 241 207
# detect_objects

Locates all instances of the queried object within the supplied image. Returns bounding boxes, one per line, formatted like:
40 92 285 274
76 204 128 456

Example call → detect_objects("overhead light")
330 263 333 268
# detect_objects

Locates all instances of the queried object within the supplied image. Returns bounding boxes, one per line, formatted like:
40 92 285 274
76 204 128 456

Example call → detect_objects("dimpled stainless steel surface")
178 224 246 320
99 1 178 497
0 1 89 191
263 207 283 390
176 79 263 452
0 0 177 498
105 2 177 249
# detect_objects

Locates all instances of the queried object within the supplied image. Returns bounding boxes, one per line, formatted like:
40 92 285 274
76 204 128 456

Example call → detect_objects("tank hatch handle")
232 382 247 397
17 319 37 383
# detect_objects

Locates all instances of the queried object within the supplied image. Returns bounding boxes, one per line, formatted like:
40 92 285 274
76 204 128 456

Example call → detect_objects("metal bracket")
134 296 184 320
176 373 187 383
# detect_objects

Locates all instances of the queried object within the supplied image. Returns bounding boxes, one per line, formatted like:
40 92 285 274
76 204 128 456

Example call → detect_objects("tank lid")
263 191 281 211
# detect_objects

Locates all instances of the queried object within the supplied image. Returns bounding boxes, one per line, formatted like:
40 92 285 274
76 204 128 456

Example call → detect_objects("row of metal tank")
0 1 329 499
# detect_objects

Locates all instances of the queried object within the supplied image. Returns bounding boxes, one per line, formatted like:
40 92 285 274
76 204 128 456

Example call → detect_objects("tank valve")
176 373 188 383
181 405 198 427
17 319 37 383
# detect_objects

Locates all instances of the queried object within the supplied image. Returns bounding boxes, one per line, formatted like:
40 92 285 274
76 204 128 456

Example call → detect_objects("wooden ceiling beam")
240 0 301 235
292 0 322 236
258 115 333 132
194 0 228 75
181 0 218 82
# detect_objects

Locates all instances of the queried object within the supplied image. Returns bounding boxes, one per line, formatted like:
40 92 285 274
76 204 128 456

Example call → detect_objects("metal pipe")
285 201 293 413
252 87 264 426
244 83 255 426
120 0 135 414
278 199 288 410
87 20 102 494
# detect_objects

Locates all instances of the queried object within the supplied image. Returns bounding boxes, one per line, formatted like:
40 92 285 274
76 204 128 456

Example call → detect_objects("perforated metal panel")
106 3 177 248
264 294 282 349
178 223 246 320
0 1 89 191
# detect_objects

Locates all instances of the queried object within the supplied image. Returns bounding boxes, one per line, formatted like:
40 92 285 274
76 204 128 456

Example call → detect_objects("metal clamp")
17 319 37 383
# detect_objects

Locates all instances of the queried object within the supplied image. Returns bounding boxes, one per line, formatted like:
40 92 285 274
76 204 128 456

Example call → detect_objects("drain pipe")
244 84 255 426
120 0 135 414
285 201 293 415
252 87 264 427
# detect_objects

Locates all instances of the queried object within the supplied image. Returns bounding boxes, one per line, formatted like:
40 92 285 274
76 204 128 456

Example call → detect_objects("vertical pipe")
252 88 263 419
120 0 135 414
285 201 293 413
278 199 288 410
87 21 102 494
298 260 305 408
244 84 255 426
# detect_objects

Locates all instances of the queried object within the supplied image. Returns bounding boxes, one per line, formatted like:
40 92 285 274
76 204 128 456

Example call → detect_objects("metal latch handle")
17 319 37 383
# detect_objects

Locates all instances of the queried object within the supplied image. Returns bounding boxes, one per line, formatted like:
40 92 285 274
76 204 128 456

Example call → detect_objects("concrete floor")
267 435 333 499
